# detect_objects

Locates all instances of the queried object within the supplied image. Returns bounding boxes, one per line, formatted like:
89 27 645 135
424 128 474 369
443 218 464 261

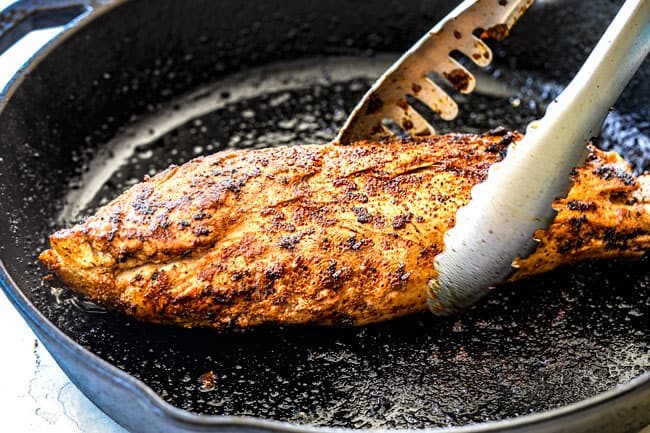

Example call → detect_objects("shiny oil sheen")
27 55 649 428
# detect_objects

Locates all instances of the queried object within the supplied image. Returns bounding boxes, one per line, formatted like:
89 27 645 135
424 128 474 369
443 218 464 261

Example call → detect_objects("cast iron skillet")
0 0 648 432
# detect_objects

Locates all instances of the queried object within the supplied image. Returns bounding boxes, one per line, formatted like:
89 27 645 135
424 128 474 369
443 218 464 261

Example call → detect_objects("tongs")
337 0 650 315
337 0 534 143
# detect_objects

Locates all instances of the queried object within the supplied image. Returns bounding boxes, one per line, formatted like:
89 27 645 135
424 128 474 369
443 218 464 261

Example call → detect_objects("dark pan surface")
32 56 650 428
0 0 648 430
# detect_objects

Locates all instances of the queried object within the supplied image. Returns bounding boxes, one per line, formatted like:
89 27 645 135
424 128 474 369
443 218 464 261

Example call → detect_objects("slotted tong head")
337 0 650 315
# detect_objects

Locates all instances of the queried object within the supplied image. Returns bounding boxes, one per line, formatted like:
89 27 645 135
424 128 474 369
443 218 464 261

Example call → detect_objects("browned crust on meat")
510 147 650 281
39 132 649 328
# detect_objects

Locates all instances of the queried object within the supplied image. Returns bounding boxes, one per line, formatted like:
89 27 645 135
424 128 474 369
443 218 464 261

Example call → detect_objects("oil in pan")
41 55 650 429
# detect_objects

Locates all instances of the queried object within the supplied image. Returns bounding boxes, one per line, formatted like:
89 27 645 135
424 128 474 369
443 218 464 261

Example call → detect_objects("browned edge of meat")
39 131 650 329
510 148 650 281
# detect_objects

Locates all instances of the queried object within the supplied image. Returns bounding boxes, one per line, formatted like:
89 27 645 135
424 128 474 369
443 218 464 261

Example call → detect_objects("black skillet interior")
0 0 648 430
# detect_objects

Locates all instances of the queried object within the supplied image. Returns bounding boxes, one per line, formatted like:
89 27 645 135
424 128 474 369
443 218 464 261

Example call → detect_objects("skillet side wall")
0 0 648 432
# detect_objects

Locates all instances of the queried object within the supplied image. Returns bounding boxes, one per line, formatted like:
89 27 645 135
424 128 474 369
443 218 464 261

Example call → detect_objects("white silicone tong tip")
429 0 650 315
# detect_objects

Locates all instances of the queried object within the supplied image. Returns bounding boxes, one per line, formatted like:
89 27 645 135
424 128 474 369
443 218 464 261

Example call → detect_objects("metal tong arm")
335 0 534 144
430 0 650 314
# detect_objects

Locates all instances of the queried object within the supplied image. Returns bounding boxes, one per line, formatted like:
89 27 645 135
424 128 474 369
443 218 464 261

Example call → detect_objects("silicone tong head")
429 0 650 315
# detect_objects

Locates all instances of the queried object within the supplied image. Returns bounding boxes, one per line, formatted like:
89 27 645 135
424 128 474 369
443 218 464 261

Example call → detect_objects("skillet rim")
0 1 648 432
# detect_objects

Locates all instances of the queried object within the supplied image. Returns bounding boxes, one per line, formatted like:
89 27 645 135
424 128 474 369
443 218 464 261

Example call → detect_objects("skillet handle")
0 0 94 84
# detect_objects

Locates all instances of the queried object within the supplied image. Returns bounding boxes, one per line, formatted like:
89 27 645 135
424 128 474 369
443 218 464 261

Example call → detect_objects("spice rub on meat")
39 132 650 329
